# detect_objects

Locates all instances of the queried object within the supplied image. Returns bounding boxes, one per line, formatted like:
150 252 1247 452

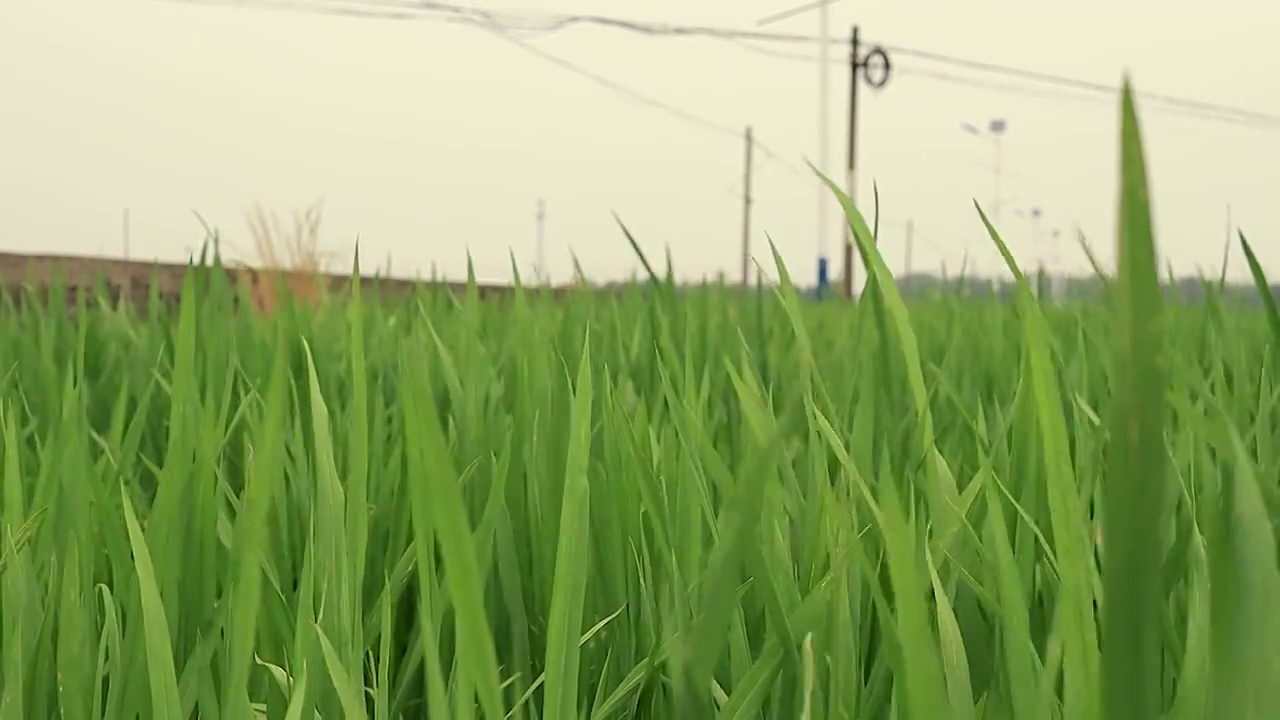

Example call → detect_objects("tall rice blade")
813 166 960 539
400 330 505 720
977 451 1047 719
120 486 183 719
1204 411 1280 717
220 322 290 717
975 202 1099 719
876 476 950 720
1101 78 1169 720
0 409 34 720
541 338 595 720
812 167 955 719
346 247 371 606
314 623 367 720
1238 233 1280 347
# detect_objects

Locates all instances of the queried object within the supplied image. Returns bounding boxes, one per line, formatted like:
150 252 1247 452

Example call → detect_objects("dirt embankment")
0 251 612 307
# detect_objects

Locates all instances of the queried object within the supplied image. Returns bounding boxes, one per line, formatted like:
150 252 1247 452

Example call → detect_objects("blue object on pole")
817 256 830 299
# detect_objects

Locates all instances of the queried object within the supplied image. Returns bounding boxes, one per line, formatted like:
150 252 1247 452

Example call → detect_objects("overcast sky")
3 0 1278 286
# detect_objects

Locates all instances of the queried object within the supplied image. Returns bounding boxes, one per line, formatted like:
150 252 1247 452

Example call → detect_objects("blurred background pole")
535 198 546 285
993 120 1006 224
904 219 914 277
817 0 831 295
839 26 891 299
1226 203 1233 260
757 0 844 297
122 208 131 259
961 118 1008 225
741 126 754 287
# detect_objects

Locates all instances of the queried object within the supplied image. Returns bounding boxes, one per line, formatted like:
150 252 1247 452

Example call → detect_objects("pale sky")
3 0 1278 287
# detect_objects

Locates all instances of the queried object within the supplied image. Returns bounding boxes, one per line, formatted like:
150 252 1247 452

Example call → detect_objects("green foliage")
0 85 1277 720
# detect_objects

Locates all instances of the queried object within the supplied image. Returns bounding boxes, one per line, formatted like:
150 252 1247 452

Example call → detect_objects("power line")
895 67 1280 131
287 0 1280 129
878 43 1280 128
161 0 1280 133
161 0 807 173
734 29 1266 129
490 24 803 172
158 0 477 23
756 0 844 28
169 0 1280 132
723 39 1280 131
200 0 834 43
727 34 1280 127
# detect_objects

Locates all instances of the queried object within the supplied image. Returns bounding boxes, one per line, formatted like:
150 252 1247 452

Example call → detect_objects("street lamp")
817 0 831 295
1013 205 1044 243
1012 204 1071 300
756 0 846 295
961 118 1008 225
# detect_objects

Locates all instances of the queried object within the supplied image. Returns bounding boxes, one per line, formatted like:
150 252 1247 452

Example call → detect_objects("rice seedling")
0 84 1276 720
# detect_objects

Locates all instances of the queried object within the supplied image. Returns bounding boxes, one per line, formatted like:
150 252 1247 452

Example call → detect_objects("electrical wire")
878 44 1280 128
756 0 845 28
158 0 808 174
157 0 472 23
161 0 1280 131
464 20 808 174
721 38 1280 131
894 67 1280 131
338 0 1280 128
159 0 1280 146
186 0 834 43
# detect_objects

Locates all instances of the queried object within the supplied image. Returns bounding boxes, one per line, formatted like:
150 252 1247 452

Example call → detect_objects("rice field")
2 87 1278 719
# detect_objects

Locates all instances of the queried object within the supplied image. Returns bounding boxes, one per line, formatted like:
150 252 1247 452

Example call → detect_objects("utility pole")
992 121 1006 224
741 126 754 287
817 1 831 292
842 26 858 300
841 25 892 299
1226 202 1233 248
904 219 914 277
535 198 546 285
122 208 131 259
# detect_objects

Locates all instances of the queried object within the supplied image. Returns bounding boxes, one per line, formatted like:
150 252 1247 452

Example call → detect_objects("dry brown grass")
238 199 339 315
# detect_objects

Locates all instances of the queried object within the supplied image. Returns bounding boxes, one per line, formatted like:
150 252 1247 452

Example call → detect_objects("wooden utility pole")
741 126 754 287
841 26 891 299
842 26 860 299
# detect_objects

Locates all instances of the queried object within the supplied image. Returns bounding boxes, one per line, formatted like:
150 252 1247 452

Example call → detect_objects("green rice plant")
0 82 1278 720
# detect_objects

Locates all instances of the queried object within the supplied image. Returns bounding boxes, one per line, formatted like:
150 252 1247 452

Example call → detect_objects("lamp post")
1013 204 1070 301
756 0 846 295
961 118 1007 225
